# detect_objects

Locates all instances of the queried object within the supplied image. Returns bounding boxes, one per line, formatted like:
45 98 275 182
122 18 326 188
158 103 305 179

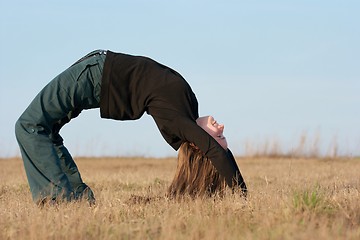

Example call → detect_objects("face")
196 116 228 149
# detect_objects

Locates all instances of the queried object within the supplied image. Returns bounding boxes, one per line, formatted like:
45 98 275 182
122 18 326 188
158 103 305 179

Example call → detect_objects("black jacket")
100 51 246 191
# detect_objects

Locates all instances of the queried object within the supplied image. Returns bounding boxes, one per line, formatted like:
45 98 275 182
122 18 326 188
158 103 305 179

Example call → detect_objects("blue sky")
1 0 359 157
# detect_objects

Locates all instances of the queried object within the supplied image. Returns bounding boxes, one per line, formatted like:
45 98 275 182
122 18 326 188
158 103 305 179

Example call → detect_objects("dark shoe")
74 184 96 206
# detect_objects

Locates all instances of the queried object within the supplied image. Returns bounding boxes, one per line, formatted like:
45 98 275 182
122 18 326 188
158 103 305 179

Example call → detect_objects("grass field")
1 156 359 240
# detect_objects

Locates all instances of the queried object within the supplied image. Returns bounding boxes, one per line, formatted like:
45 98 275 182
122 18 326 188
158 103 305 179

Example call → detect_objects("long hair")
168 142 226 198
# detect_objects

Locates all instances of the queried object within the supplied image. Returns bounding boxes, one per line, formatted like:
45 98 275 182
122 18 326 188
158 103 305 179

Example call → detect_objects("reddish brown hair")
168 142 226 198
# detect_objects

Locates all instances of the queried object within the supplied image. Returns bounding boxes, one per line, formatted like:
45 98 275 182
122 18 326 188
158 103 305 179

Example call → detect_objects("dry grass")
1 156 359 240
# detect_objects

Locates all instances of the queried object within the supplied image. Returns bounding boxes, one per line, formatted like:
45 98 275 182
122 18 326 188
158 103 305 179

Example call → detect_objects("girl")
15 50 247 205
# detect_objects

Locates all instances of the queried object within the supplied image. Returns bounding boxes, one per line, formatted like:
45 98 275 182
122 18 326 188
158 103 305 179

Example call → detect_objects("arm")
226 149 247 195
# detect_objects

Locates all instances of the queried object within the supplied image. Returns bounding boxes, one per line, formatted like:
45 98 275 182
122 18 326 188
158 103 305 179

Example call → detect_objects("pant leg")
49 50 105 202
54 142 95 204
15 51 105 204
52 135 85 193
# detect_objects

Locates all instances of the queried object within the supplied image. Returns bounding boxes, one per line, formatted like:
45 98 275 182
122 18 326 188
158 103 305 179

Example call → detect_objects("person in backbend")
15 50 247 206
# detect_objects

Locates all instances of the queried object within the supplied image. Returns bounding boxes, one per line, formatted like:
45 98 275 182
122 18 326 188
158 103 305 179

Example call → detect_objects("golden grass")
1 156 359 240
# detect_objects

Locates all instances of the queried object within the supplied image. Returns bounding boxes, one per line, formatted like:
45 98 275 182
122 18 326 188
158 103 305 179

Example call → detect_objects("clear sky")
1 0 359 158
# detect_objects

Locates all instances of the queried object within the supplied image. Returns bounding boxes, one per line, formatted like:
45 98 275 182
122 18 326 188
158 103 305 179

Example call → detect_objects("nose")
218 124 224 132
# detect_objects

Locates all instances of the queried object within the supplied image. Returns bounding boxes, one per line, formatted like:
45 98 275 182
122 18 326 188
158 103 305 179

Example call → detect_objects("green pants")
15 50 106 205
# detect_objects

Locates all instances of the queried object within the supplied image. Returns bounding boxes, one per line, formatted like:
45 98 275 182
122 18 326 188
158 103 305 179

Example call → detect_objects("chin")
220 142 228 150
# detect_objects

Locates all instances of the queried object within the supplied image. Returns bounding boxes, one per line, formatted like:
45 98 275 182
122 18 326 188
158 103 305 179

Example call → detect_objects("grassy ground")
0 156 359 240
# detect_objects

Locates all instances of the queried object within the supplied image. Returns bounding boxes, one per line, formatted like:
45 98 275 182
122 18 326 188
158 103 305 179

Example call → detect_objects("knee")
15 118 27 142
15 118 23 138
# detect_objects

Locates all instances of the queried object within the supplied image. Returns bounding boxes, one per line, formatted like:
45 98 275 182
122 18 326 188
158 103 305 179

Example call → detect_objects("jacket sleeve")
174 117 247 193
226 149 247 194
